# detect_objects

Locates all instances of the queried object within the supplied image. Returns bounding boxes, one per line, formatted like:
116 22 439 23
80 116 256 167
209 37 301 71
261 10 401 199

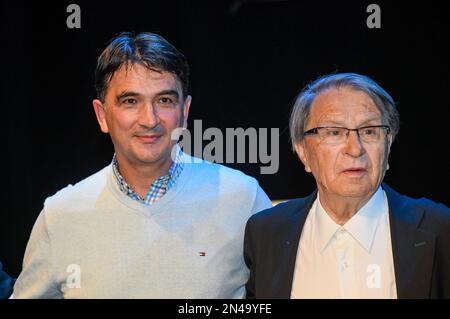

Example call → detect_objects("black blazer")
0 262 15 299
244 183 450 299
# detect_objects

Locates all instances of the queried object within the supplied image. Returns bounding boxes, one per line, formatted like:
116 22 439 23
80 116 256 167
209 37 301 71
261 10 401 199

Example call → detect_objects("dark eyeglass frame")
303 125 391 138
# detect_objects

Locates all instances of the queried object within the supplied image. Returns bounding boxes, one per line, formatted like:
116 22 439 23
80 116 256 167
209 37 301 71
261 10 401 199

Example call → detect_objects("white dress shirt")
291 187 397 299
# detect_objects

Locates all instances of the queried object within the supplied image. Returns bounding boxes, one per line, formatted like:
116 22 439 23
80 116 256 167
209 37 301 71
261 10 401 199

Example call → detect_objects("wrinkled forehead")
308 87 382 126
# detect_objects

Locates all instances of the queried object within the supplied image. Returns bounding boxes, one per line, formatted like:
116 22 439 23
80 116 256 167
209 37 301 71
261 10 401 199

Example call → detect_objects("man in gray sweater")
13 32 272 298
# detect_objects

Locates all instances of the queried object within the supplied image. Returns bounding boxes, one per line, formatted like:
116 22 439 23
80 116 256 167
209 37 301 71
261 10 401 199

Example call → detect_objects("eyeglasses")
303 125 390 144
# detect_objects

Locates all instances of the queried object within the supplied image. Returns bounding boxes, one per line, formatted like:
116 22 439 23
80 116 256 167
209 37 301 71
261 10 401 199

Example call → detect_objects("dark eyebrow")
156 90 180 100
116 91 141 103
115 89 180 104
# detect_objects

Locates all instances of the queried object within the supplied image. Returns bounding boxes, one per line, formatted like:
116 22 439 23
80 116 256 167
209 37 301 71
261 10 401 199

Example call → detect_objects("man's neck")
317 187 376 226
115 153 173 199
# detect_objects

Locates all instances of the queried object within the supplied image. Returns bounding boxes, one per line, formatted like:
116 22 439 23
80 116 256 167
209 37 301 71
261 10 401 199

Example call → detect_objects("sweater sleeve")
13 210 62 299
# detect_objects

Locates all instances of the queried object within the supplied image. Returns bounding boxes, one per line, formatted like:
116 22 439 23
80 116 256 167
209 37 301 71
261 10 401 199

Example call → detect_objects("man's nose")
343 130 366 157
138 103 159 128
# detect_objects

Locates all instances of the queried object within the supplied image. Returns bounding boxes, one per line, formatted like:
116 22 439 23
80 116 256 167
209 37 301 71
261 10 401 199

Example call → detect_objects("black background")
1 0 449 277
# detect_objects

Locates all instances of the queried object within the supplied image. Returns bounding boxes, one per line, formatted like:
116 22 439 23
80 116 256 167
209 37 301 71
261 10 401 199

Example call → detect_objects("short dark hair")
95 32 190 102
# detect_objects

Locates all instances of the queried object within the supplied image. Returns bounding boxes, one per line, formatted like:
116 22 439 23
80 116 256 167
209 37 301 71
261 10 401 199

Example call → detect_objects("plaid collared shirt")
112 147 184 205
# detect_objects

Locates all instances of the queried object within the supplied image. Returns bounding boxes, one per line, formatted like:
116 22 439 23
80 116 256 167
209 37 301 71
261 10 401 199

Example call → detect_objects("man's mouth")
342 167 367 177
135 134 163 143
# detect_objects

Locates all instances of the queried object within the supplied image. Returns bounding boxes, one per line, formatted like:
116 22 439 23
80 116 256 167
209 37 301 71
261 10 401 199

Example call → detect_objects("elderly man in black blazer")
0 262 15 299
244 73 450 299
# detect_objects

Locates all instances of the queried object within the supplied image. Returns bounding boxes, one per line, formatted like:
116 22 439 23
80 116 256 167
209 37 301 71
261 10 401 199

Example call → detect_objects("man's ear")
181 95 192 129
294 141 312 173
92 99 109 133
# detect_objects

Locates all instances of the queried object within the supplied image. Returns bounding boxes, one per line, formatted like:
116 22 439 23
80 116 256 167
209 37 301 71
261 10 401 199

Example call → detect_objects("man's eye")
158 97 173 104
123 98 137 105
326 129 342 136
362 128 376 135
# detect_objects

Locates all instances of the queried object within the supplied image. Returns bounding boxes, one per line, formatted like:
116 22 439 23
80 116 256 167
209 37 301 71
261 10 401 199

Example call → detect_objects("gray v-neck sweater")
14 155 272 298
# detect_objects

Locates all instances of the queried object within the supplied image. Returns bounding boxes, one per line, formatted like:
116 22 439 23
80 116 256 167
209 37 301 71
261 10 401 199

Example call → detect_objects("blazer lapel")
383 184 436 298
273 191 317 298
